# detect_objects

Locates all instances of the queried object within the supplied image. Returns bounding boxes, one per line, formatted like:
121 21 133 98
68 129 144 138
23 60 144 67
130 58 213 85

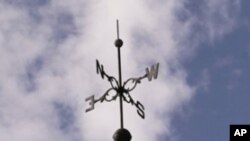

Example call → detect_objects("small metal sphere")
115 39 123 48
113 128 132 141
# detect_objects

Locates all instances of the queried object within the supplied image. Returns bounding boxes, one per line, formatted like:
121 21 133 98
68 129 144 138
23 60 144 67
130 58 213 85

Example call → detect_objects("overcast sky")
0 0 249 141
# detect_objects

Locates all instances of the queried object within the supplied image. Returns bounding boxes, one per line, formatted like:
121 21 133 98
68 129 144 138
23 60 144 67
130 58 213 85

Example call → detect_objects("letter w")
96 60 105 79
146 63 159 81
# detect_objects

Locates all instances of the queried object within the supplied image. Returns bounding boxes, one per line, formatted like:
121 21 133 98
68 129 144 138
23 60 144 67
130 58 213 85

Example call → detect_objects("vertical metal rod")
118 47 124 129
116 20 124 129
116 20 120 39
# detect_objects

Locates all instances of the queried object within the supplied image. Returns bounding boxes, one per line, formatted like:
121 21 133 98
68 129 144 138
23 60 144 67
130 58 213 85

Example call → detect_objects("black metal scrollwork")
122 92 145 119
123 74 147 92
85 59 159 119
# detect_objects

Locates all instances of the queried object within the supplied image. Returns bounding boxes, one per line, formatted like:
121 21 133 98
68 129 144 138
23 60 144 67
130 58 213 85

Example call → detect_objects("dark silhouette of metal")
113 128 132 141
115 20 124 128
85 20 159 140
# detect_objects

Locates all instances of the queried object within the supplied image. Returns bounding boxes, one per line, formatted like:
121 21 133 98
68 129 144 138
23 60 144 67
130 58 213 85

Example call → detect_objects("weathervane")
85 20 159 141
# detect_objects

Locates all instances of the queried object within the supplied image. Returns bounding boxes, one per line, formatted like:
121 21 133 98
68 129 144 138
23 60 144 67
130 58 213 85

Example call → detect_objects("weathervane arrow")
85 20 159 129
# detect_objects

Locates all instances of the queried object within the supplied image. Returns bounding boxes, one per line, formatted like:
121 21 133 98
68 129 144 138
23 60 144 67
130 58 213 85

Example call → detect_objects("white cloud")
0 0 240 141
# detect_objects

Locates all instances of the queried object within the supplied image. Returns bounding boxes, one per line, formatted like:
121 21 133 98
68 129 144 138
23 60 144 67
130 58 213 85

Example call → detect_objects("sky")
0 0 249 141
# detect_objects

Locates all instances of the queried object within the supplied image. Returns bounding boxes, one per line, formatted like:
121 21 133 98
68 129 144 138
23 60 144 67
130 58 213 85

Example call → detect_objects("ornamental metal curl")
123 74 147 92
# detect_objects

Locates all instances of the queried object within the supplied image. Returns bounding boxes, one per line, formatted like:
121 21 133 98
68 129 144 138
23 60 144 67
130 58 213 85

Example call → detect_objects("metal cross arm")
96 59 119 86
85 61 160 117
85 87 119 112
123 62 160 92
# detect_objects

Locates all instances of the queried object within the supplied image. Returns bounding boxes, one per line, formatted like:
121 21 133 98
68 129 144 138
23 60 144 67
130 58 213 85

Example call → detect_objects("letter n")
96 60 105 79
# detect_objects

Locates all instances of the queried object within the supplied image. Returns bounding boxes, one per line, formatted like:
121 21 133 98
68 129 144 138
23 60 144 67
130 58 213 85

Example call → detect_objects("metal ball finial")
115 39 123 48
113 128 132 141
115 20 123 48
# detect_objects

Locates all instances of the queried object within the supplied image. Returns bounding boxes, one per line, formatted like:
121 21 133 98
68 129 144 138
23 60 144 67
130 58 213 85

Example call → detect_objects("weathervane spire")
85 20 159 140
115 19 124 129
